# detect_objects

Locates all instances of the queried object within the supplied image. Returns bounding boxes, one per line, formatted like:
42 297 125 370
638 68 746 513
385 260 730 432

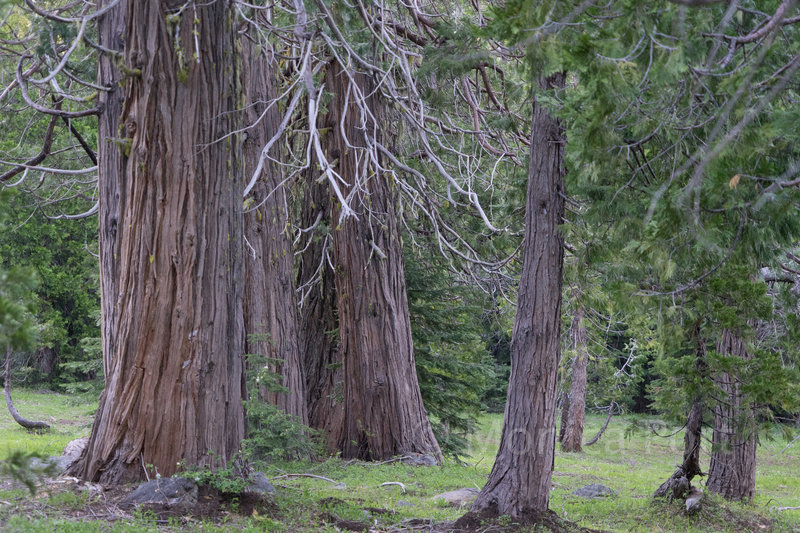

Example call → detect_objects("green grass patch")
0 389 95 460
0 391 798 531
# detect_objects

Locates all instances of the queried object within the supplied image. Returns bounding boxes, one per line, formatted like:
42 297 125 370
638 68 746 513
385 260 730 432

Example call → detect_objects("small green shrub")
176 458 249 494
242 351 322 461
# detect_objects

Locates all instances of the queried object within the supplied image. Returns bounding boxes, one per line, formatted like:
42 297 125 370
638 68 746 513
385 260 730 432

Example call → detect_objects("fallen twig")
343 455 411 467
270 473 342 485
379 481 407 493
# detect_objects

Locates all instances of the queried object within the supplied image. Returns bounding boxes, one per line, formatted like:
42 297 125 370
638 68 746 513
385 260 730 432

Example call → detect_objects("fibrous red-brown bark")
298 174 344 451
71 0 246 484
561 307 588 453
67 0 125 479
706 328 757 501
241 29 307 423
468 75 566 518
325 60 441 461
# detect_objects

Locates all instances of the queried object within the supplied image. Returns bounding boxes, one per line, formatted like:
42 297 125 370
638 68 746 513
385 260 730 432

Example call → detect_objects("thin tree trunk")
706 328 757 501
5 349 50 430
325 60 442 462
558 394 569 444
584 401 616 446
655 323 706 499
241 28 307 423
561 307 588 452
654 398 704 499
467 74 566 519
71 0 246 484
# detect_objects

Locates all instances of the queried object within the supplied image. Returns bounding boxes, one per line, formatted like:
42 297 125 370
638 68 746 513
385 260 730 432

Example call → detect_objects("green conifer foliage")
0 190 38 354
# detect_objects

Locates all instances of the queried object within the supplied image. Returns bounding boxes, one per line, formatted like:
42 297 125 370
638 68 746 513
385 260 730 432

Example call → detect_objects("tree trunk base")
455 507 598 532
654 467 693 501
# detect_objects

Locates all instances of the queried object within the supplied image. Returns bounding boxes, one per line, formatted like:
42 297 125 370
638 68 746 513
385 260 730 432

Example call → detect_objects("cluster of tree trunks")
71 2 441 483
65 3 762 521
655 325 757 503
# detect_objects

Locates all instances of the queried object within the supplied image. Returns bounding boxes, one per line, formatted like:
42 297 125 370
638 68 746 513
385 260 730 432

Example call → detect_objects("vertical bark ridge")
241 27 307 423
706 328 757 501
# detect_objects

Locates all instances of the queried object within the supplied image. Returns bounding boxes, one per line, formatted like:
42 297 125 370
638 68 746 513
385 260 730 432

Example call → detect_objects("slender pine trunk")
655 323 706 499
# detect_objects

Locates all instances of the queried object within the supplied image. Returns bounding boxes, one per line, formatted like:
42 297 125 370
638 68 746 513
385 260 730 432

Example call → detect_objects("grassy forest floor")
0 390 798 532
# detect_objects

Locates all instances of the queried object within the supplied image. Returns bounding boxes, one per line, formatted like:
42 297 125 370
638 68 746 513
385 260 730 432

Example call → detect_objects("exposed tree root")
4 350 50 431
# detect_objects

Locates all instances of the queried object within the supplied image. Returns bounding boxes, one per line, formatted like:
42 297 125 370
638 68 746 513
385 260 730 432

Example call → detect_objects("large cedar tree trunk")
325 61 442 461
706 328 757 500
298 173 344 451
561 307 588 452
71 0 246 484
241 30 307 423
468 75 566 518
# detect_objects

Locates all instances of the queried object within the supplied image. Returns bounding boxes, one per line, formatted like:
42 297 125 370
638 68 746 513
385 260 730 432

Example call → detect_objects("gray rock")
63 437 89 459
401 453 438 466
48 455 75 473
572 483 617 498
123 477 198 509
432 488 480 507
396 500 414 508
45 437 90 474
685 486 703 514
244 471 276 496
